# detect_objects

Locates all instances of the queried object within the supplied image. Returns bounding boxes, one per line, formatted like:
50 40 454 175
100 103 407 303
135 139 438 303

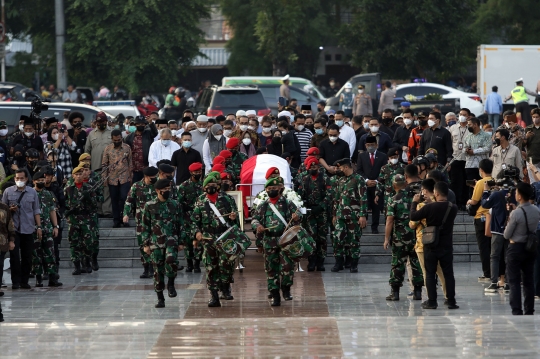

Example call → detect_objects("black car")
194 85 271 117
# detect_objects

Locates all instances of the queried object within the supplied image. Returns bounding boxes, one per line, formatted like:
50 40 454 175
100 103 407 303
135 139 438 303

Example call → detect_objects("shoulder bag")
520 207 538 254
422 202 452 246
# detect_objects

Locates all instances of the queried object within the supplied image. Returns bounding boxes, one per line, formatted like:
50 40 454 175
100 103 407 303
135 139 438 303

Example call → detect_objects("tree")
340 0 479 79
474 0 540 45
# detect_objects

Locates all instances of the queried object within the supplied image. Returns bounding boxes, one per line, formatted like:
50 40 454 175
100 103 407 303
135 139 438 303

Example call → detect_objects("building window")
325 54 331 61
335 54 342 61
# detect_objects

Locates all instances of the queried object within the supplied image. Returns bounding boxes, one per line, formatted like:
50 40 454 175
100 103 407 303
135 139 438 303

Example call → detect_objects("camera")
30 98 49 117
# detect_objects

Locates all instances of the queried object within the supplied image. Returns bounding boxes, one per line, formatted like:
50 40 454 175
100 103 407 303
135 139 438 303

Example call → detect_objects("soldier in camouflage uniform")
192 172 239 307
252 176 302 307
141 179 185 308
330 158 367 273
294 147 325 189
296 157 330 272
123 166 158 278
375 147 405 210
425 152 450 184
383 173 424 301
225 138 247 186
64 166 100 275
31 171 62 287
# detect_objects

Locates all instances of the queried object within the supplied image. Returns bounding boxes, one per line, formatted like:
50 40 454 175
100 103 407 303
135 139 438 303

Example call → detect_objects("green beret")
203 173 220 187
265 176 284 188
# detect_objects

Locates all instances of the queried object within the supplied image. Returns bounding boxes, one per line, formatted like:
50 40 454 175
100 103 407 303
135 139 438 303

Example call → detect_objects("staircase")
59 212 478 268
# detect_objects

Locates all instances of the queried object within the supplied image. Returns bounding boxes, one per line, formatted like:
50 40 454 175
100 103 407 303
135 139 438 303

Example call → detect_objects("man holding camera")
491 128 523 180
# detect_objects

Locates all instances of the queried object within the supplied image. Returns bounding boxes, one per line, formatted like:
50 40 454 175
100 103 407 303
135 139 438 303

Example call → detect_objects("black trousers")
450 160 467 206
465 168 481 199
0 233 34 285
507 242 535 315
474 218 491 278
366 187 381 229
424 246 456 305
516 102 532 126
109 182 131 224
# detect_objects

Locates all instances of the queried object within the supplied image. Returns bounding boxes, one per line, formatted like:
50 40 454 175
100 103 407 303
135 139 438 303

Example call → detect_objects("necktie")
370 153 374 166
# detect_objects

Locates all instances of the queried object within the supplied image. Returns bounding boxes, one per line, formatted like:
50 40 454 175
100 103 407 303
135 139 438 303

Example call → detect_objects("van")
222 76 326 100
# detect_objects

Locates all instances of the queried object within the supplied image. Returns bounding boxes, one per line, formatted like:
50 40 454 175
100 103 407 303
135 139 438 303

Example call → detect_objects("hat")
301 105 311 111
245 110 256 117
326 110 336 116
265 176 284 188
79 153 91 162
277 111 291 118
0 121 6 127
143 166 159 176
426 148 438 155
203 172 220 187
197 115 209 122
154 179 171 190
266 167 280 179
417 112 427 119
432 105 440 110
135 116 146 124
23 115 34 126
235 110 246 117
96 111 107 122
219 150 232 159
425 153 438 163
387 147 400 157
366 136 377 144
516 77 524 83
188 162 203 172
155 119 167 125
282 74 290 81
400 101 411 107
306 147 319 156
304 156 319 169
221 172 233 181
333 158 351 167
213 156 225 166
393 174 406 184
412 156 429 166
45 117 59 125
158 164 175 174
394 115 404 123
72 166 85 175
212 163 226 173
226 137 240 149
33 170 46 181
358 84 365 89
157 159 172 167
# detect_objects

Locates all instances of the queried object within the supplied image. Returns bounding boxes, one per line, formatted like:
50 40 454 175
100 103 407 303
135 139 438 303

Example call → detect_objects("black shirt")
319 138 350 168
410 200 458 249
171 147 202 185
418 127 453 165
11 133 44 153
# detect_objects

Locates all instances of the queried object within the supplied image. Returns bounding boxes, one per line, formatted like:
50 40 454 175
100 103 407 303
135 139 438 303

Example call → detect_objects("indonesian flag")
239 154 292 214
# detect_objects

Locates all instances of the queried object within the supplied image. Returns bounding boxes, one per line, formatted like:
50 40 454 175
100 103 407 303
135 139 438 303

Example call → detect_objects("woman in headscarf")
45 126 75 178
266 129 283 156
240 132 257 159
202 124 227 173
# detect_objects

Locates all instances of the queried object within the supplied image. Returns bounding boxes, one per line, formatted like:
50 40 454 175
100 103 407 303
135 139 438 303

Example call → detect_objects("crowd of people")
2 92 540 321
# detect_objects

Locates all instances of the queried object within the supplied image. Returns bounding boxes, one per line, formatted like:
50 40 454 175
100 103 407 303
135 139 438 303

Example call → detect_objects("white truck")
477 44 540 105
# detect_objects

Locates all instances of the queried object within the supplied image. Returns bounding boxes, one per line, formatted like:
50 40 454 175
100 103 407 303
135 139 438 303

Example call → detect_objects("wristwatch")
54 225 60 229
36 226 42 230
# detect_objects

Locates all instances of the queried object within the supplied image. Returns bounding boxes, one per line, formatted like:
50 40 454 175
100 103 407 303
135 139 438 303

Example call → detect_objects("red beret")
188 162 202 172
212 163 226 173
213 156 225 165
96 111 107 122
265 167 280 180
304 156 319 170
220 172 233 180
306 147 320 156
226 137 240 149
220 150 232 159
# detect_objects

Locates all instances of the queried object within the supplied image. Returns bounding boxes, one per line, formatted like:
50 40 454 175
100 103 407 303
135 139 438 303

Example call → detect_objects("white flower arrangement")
404 94 417 102
252 188 304 209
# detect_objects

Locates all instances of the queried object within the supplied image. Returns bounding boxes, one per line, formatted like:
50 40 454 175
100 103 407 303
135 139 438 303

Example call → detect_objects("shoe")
167 278 177 298
331 256 344 272
268 293 273 299
0 314 3 322
91 254 99 271
185 259 194 273
350 258 359 273
413 286 422 300
140 263 152 278
0 291 3 296
12 284 20 290
407 291 414 297
316 257 325 271
444 299 449 305
177 265 184 271
113 222 122 228
307 256 316 272
386 286 400 301
372 228 379 234
270 289 281 306
220 284 233 300
48 276 63 287
35 275 43 288
85 257 93 274
155 291 165 308
42 274 49 281
422 300 438 309
123 222 130 228
72 261 81 275
478 276 490 282
194 259 201 273
344 256 352 269
20 283 31 289
485 283 499 293
282 286 293 301
503 284 510 293
208 290 221 307
447 303 460 309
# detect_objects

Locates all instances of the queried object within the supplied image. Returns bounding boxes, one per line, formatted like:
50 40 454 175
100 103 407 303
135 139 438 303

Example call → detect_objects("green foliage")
340 0 479 79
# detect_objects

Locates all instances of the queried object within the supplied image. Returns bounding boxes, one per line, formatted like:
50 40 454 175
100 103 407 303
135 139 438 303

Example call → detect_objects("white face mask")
171 130 177 137
358 90 364 94
15 180 26 188
363 123 369 130
19 125 24 131
505 122 511 128
282 130 288 135
239 125 248 132
390 158 398 165
404 119 412 126
214 135 222 141
271 124 277 130
52 134 59 141
248 126 255 131
25 131 34 137
329 136 338 143
428 120 436 127
262 127 271 133
345 89 352 93
223 129 232 137
0 129 8 136
161 139 171 147
197 127 207 133
459 115 467 123
414 120 419 126
370 126 379 133
296 125 304 131
242 138 251 146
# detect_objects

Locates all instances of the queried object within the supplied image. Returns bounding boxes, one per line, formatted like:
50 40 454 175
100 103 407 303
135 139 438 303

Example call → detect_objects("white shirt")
338 124 357 158
148 139 180 168
202 139 212 174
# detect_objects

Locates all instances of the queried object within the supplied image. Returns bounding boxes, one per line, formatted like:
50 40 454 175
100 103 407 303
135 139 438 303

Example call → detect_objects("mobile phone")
278 97 288 107
466 180 476 187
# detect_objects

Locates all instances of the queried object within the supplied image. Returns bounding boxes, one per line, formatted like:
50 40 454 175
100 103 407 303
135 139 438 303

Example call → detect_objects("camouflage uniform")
251 196 301 291
376 162 405 208
177 178 204 262
141 198 185 292
332 174 367 259
227 151 247 186
31 190 57 276
296 171 330 260
191 193 239 291
124 180 155 264
294 164 325 189
87 171 103 256
386 187 424 287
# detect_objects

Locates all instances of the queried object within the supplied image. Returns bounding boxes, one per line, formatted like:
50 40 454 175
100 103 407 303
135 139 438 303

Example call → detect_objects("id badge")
458 142 463 150
502 163 507 170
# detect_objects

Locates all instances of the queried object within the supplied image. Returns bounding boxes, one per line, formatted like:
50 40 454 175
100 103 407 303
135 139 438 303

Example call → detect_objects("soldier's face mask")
267 189 279 198
149 177 157 184
222 182 232 191
206 186 218 194
192 172 202 181
160 190 171 200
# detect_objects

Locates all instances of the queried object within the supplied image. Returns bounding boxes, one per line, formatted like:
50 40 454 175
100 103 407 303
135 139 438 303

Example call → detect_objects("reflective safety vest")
511 86 529 104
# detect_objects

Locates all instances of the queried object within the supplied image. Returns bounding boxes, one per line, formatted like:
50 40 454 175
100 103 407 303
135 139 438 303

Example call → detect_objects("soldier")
296 157 330 271
191 172 239 307
375 147 405 209
64 166 100 275
80 155 103 271
252 176 302 306
219 150 233 170
31 171 62 287
425 152 450 184
383 174 424 301
43 165 65 275
123 166 158 278
330 158 367 273
225 137 247 186
220 171 244 273
141 179 185 308
177 162 204 273
294 147 324 189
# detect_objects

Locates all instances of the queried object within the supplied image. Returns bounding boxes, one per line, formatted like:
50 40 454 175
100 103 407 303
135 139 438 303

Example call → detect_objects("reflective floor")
2 258 540 358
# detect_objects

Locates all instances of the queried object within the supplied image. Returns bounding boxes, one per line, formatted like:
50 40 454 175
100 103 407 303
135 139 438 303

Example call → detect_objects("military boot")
167 277 177 298
35 275 43 288
91 254 99 271
350 258 359 273
155 291 165 308
386 285 400 301
220 284 233 300
185 259 194 273
208 290 221 307
331 256 344 272
140 263 151 279
316 257 326 271
72 261 81 275
307 255 316 272
193 259 201 273
48 275 63 287
85 257 92 274
270 289 281 306
413 285 422 300
281 286 293 301
344 255 352 269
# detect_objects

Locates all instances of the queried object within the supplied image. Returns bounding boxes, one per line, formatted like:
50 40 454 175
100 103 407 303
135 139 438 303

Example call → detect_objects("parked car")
93 100 141 118
0 82 43 101
194 86 271 118
222 76 326 100
256 84 320 115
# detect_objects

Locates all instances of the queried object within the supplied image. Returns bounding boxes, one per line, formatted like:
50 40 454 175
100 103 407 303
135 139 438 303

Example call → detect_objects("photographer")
45 127 75 180
526 162 540 299
67 112 87 168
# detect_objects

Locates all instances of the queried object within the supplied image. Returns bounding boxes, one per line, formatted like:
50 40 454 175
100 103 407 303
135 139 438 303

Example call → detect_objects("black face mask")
306 125 314 131
136 126 146 132
272 137 281 146
161 190 170 200
467 127 474 133
113 141 122 148
166 175 173 181
28 160 37 167
419 120 428 127
150 177 157 184
222 183 230 191
494 138 501 146
98 123 107 130
267 189 279 198
15 155 24 163
309 169 318 176
335 170 344 177
192 174 201 181
383 118 392 125
36 182 45 189
206 187 217 195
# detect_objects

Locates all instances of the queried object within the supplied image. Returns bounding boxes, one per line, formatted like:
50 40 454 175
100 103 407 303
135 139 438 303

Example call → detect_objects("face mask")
363 123 369 130
296 125 304 131
52 134 59 141
161 190 171 200
98 123 107 130
329 136 338 143
166 175 173 181
25 131 34 137
447 120 456 127
404 119 412 126
358 90 364 94
161 139 171 147
370 126 379 133
485 131 492 136
242 138 252 146
0 129 7 136
128 126 136 133
309 169 318 175
114 141 122 148
248 126 255 131
467 127 474 133
383 118 392 125
214 135 222 141
223 129 232 137
198 127 207 133
239 125 248 132
336 120 344 127
263 127 271 133
15 180 25 188
345 89 351 93
150 177 157 184
494 138 501 146
330 82 335 87
505 122 511 128
271 124 277 129
335 169 344 177
114 125 120 130
182 140 192 148
367 146 376 154
14 155 24 163
281 130 288 135
267 189 279 198
222 183 231 191
315 128 324 135
414 120 419 126
36 182 45 189
427 120 436 127
390 158 398 165
192 174 201 181
459 115 467 123
171 130 177 137
206 187 217 195
136 126 145 132
419 120 427 126
19 125 24 131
